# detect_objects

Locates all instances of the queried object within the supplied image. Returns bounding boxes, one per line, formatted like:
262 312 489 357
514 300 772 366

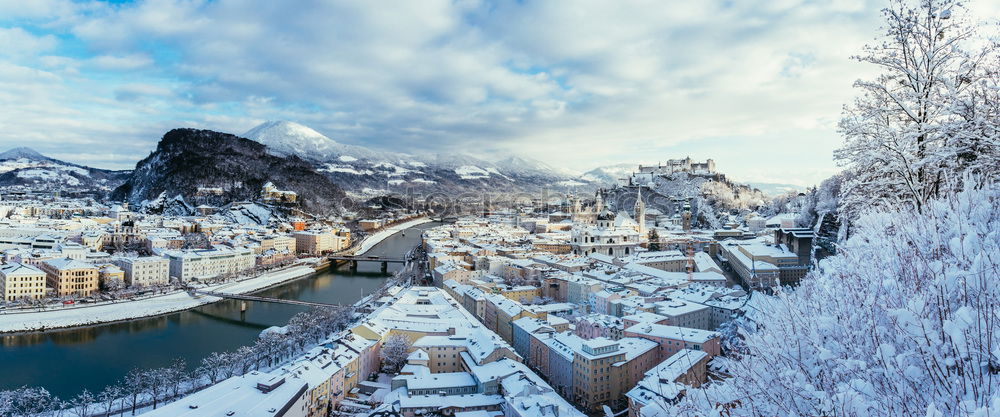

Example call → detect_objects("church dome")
597 209 615 221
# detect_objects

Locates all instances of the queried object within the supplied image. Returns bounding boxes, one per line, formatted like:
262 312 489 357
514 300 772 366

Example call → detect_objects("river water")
0 222 438 399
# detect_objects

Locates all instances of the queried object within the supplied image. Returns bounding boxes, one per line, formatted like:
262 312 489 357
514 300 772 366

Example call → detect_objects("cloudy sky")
1 0 996 186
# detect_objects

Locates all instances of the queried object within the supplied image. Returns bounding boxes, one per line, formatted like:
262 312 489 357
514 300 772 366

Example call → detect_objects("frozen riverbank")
354 217 432 254
0 265 317 333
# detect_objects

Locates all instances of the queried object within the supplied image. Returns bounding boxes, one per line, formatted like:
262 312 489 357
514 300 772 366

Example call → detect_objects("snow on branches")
664 178 1000 416
836 0 1000 220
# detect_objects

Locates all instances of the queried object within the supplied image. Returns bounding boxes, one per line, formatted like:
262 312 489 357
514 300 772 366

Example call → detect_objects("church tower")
635 187 646 237
594 191 604 213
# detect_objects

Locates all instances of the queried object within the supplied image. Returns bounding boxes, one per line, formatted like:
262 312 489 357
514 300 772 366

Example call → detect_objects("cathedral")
569 188 648 257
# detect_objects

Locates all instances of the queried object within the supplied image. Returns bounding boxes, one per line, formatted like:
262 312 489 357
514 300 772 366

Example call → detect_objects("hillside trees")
666 177 999 416
836 0 1000 219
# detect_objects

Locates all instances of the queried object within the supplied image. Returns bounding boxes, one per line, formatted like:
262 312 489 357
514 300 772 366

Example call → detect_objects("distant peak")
243 120 335 142
0 147 49 161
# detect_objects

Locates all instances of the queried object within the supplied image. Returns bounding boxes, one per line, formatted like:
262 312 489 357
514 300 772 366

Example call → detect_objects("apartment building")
652 299 713 330
496 285 541 303
0 262 47 301
569 336 659 412
256 235 297 254
293 231 345 255
623 322 721 362
40 258 99 297
112 256 170 287
165 247 255 281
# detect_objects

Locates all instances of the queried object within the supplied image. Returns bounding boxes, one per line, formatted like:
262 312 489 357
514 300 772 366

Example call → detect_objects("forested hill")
111 129 347 214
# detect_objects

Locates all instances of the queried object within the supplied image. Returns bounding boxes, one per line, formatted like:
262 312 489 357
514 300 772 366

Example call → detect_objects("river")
0 222 439 399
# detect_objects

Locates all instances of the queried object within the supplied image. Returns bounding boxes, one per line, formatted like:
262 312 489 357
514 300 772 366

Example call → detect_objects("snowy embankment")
0 266 317 333
354 216 432 255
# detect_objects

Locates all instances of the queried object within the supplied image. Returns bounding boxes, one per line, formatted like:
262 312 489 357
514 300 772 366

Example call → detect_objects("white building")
570 210 641 257
113 256 170 287
164 247 255 281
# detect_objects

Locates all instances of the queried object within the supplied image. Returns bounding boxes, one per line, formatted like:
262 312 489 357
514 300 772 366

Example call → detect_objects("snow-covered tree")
198 352 228 384
836 0 1000 219
124 368 147 416
2 387 54 416
98 384 123 417
665 178 1000 416
379 334 412 374
70 389 94 417
145 368 168 409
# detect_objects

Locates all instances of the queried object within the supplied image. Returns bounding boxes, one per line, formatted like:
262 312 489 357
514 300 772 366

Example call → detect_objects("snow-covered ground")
355 217 432 255
454 165 490 180
0 266 317 333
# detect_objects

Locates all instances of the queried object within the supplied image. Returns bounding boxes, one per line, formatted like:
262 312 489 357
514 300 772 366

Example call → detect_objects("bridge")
190 289 348 309
328 255 408 272
429 216 458 222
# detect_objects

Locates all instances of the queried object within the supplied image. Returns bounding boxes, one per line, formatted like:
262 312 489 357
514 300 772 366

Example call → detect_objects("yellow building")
571 337 659 412
485 294 547 344
40 258 99 297
256 235 297 254
0 262 48 301
294 230 345 255
97 264 125 290
497 285 542 303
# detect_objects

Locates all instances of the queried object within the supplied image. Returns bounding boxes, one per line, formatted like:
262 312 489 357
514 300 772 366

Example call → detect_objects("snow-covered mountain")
578 163 639 185
240 120 582 194
243 121 339 158
243 121 402 163
493 155 579 178
747 182 805 196
0 147 130 195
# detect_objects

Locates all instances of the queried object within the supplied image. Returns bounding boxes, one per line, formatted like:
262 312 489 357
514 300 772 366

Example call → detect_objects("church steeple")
635 187 646 237
594 191 604 213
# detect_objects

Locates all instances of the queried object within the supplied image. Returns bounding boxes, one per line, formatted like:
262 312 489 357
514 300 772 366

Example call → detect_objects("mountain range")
0 121 784 214
241 120 588 196
0 147 130 195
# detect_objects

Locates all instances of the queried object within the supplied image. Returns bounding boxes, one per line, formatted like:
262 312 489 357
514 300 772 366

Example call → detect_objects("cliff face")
111 128 346 213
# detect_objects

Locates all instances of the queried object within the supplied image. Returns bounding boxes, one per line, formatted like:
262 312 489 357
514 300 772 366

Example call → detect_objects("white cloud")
89 54 154 71
0 27 57 57
0 0 993 185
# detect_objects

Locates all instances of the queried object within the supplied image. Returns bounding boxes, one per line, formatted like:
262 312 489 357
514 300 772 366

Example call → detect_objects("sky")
1 0 997 187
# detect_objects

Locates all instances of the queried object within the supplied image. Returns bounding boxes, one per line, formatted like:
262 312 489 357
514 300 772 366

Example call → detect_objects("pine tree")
647 229 660 251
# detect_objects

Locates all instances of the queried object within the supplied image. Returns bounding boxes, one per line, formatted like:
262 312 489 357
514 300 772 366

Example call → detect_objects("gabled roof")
0 262 44 277
43 257 95 271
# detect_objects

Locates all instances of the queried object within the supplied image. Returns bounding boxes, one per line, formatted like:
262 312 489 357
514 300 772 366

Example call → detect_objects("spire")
634 187 646 237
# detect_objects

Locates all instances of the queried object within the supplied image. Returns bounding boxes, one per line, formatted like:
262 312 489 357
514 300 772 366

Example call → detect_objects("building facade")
40 258 99 297
113 256 170 287
165 247 255 281
0 262 47 301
